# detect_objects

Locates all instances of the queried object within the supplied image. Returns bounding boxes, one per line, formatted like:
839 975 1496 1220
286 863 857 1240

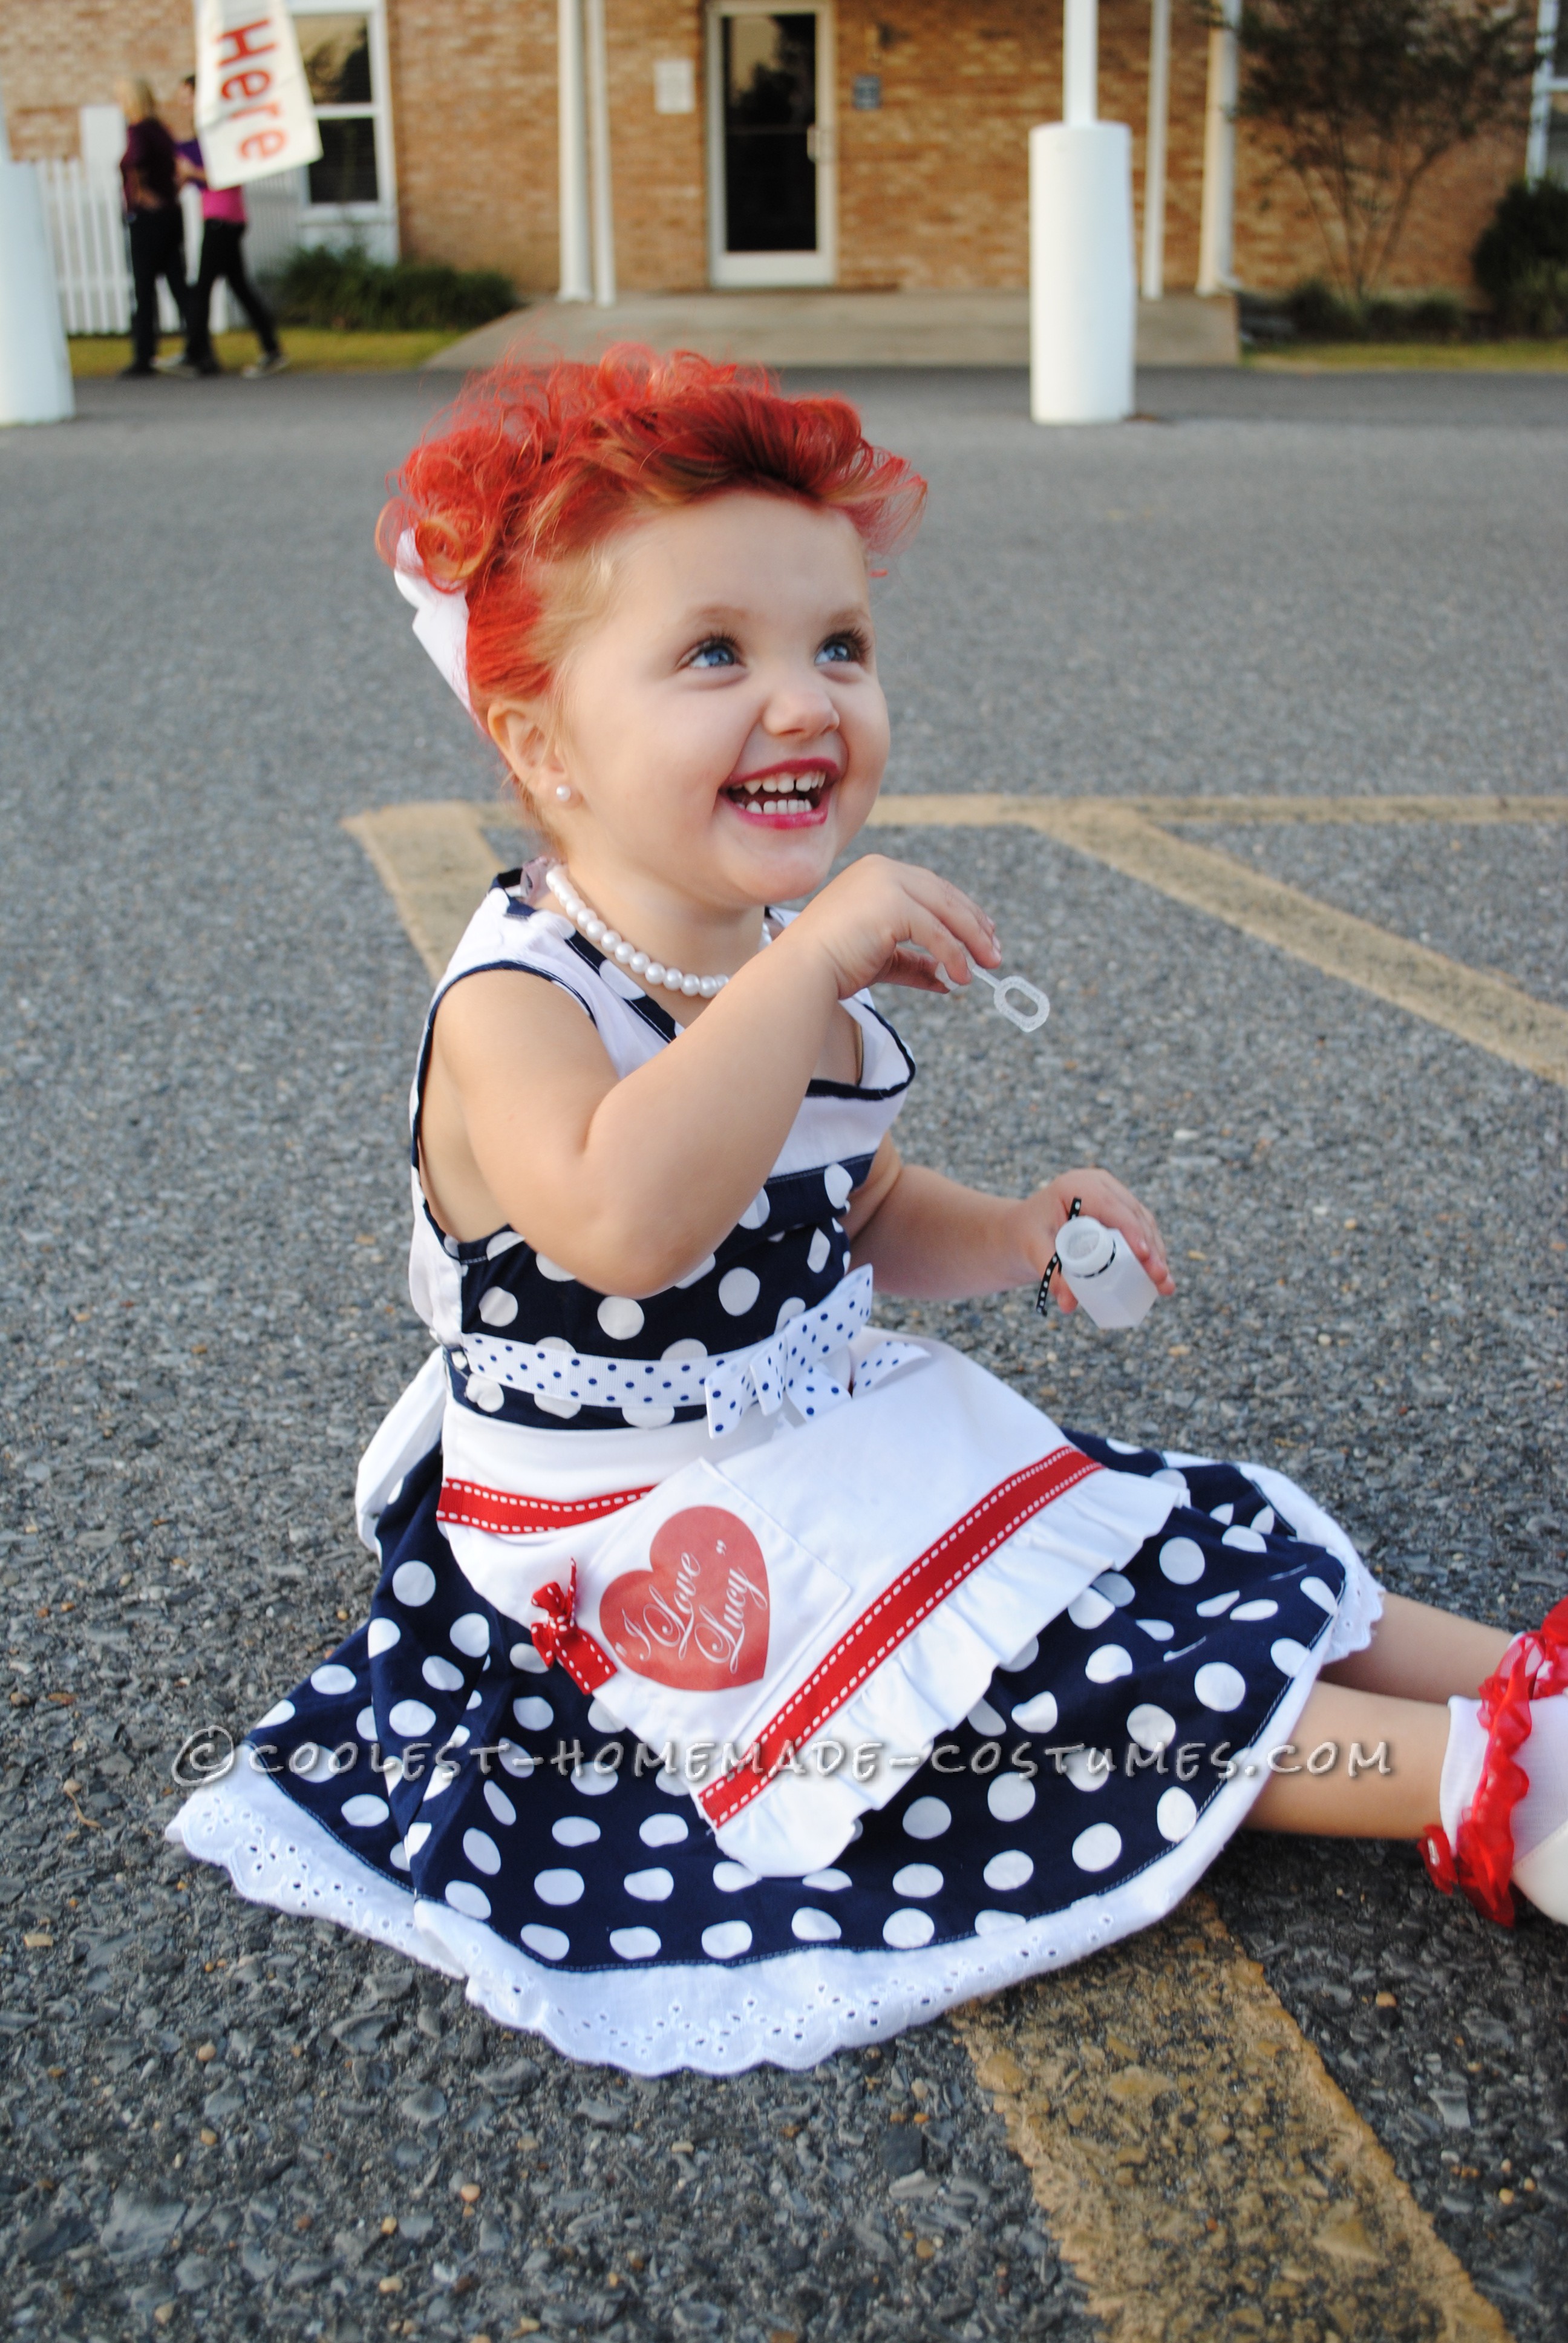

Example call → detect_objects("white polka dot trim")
892 1863 944 1899
1072 1823 1122 1873
1158 1537 1205 1586
791 1907 841 1943
1011 1690 1057 1734
1194 1661 1248 1712
391 1561 436 1608
388 1699 436 1737
623 1867 675 1902
463 1829 501 1877
717 1267 761 1317
521 1924 569 1961
551 1816 599 1848
1157 1788 1198 1842
702 1921 752 1960
987 1773 1036 1823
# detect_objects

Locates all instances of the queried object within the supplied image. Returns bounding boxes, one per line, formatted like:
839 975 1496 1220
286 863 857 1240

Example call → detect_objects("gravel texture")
802 365 1568 802
1183 818 1568 1010
0 368 1564 2339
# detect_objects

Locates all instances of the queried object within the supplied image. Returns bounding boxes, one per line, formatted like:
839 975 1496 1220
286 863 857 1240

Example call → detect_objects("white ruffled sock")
1439 1688 1568 1861
1438 1696 1486 1847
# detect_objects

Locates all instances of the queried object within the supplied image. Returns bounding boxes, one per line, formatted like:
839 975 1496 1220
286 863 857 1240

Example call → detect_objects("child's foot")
1426 1670 1568 1923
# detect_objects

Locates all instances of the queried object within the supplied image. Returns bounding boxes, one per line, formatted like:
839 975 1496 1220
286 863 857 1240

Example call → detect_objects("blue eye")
688 638 737 669
818 633 867 666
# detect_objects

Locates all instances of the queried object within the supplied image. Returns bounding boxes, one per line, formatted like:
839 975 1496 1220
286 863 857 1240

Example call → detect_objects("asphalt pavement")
1 364 1564 2342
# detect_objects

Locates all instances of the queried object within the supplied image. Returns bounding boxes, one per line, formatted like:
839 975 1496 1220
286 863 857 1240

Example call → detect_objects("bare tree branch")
1210 0 1540 300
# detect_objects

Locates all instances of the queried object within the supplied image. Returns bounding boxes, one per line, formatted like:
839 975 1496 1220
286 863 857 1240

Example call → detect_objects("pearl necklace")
546 866 734 1000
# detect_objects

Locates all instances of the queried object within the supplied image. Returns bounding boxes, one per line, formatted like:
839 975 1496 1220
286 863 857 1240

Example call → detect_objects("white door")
707 4 837 287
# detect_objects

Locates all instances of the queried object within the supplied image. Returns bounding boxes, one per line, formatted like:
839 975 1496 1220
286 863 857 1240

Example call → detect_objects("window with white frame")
289 1 397 243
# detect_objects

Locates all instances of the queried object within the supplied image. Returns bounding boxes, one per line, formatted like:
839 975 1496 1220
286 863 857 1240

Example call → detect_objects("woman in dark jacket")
116 77 191 378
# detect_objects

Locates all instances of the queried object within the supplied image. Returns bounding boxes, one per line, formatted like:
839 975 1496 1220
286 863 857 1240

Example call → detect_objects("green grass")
68 326 463 378
1248 339 1568 372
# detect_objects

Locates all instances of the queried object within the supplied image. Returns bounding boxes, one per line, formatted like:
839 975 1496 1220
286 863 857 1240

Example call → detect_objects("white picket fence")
38 161 132 334
38 160 307 340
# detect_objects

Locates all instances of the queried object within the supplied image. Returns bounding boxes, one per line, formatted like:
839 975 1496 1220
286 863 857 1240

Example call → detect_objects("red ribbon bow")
529 1561 616 1696
1421 1597 1568 1926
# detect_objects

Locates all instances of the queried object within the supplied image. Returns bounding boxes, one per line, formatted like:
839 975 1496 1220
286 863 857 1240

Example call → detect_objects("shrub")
1285 278 1468 341
267 246 517 332
1287 278 1362 339
1472 180 1568 335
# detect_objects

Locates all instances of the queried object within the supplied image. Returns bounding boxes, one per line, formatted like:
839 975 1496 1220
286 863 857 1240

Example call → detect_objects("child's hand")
781 854 999 1000
1027 1170 1176 1313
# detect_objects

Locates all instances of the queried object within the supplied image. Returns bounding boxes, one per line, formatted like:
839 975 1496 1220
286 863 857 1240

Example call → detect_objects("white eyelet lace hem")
166 1550 1379 2079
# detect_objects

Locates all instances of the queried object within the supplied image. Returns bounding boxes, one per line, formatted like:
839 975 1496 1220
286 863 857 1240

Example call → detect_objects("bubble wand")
933 952 1050 1034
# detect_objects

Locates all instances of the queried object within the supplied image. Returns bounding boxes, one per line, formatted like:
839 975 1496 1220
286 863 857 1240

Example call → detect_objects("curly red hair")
377 346 926 721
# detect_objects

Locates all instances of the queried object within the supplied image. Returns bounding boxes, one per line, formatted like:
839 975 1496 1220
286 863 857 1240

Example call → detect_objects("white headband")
394 529 473 715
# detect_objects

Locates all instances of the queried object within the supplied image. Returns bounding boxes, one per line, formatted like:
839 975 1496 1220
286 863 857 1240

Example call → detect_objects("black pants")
128 208 190 371
185 220 278 367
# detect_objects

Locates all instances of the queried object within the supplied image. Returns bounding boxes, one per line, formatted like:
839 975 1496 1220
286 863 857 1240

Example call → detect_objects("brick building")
1 1 1557 302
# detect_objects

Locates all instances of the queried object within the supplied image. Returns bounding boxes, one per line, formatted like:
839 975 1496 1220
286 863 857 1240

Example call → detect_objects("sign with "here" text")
194 0 323 189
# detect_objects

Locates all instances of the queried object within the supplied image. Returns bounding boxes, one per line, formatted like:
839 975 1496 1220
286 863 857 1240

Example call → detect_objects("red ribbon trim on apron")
437 1478 654 1536
697 1445 1103 1831
529 1561 617 1696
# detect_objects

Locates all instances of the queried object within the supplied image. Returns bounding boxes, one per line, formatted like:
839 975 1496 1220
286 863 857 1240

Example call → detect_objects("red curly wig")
377 346 927 720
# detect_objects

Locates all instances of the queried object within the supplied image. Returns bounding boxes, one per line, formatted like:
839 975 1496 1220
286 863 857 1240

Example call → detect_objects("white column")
1526 0 1560 182
1030 1 1135 425
584 0 616 308
558 0 591 302
0 69 76 425
1063 0 1098 125
1141 0 1171 300
1197 0 1238 295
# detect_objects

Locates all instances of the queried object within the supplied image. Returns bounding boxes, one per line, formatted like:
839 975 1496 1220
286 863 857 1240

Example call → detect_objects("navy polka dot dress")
171 870 1382 2076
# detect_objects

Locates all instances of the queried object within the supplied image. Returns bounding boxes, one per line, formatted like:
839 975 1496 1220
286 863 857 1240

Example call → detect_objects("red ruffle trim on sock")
1420 1597 1568 1927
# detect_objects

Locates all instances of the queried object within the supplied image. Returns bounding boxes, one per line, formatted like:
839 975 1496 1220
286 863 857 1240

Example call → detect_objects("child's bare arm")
848 1141 1175 1306
422 857 996 1296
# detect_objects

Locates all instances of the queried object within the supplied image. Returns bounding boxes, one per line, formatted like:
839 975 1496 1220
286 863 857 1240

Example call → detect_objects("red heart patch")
600 1507 770 1691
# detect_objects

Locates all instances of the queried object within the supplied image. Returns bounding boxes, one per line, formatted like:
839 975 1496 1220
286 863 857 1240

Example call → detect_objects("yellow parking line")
955 1893 1511 2343
865 795 1568 1087
343 801 503 980
347 793 1568 1084
1127 793 1568 826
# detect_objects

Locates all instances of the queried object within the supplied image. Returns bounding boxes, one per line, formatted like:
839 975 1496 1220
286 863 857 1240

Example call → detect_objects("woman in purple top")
170 76 287 379
116 77 191 378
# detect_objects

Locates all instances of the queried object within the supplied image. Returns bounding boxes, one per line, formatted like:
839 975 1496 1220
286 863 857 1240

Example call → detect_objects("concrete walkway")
428 286 1239 372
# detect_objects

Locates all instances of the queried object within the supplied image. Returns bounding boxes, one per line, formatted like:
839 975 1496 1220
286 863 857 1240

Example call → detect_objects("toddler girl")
172 352 1567 2074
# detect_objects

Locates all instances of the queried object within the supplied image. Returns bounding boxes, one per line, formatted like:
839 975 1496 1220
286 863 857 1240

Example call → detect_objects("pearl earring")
554 784 573 804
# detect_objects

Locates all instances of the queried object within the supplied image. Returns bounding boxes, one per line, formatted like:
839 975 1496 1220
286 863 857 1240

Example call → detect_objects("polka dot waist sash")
457 1267 924 1440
